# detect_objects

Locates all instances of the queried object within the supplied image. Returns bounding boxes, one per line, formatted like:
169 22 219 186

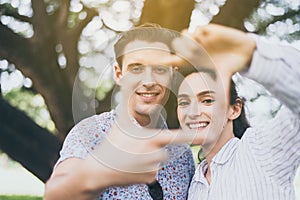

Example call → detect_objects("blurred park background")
0 0 300 198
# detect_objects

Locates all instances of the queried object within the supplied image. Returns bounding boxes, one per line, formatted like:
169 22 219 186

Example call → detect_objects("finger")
159 31 215 72
160 54 190 68
181 28 189 35
151 129 205 147
94 134 168 173
172 35 200 58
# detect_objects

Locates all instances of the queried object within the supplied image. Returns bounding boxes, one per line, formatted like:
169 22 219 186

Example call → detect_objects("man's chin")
135 104 163 115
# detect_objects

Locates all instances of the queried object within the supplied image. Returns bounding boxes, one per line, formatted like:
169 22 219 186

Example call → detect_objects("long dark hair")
230 80 250 139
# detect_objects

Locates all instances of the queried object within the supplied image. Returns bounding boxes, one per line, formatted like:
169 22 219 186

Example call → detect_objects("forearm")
243 35 300 114
44 158 112 200
242 36 300 183
44 137 162 200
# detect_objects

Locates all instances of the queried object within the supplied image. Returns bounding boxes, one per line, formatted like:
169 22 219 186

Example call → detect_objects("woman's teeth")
188 122 209 129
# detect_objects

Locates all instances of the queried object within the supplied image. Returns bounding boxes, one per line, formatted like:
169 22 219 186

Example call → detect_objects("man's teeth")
188 122 209 129
140 93 157 97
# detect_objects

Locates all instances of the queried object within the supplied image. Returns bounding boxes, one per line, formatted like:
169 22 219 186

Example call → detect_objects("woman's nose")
188 101 201 118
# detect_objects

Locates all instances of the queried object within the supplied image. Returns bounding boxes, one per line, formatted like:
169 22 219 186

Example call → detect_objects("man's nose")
142 68 156 87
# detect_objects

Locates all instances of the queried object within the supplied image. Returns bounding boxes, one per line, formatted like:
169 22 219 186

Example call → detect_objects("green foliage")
246 0 300 42
3 88 55 132
0 195 42 200
190 145 202 166
0 3 18 15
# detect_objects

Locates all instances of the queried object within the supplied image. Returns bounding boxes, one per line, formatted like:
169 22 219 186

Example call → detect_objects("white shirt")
188 36 300 200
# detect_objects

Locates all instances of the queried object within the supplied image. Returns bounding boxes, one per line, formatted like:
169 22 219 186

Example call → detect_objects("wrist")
244 33 257 71
82 156 115 193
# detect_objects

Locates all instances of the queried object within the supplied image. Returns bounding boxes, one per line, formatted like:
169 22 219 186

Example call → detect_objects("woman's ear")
229 98 243 120
114 65 122 85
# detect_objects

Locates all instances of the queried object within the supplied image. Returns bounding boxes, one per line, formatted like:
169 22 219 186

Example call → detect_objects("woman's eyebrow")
178 90 215 99
196 90 215 98
178 94 189 99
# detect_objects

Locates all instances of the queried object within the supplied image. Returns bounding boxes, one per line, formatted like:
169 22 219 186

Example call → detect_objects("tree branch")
0 3 31 23
138 0 195 31
71 5 98 39
0 96 61 182
211 0 260 31
60 5 98 87
256 9 300 34
0 23 35 74
55 0 70 30
31 0 51 41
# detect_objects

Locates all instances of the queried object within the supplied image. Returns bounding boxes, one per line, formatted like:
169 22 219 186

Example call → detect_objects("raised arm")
239 33 300 185
244 34 300 113
183 23 300 186
183 24 300 112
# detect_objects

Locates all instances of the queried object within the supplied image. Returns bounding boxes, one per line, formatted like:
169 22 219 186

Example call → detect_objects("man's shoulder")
94 109 116 123
166 144 194 164
77 109 116 126
67 109 116 138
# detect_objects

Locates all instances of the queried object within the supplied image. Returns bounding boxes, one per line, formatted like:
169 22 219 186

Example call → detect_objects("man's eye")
178 101 190 107
153 66 168 74
129 66 144 73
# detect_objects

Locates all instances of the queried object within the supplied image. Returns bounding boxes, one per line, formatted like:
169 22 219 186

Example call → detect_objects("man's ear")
114 65 122 85
229 98 243 120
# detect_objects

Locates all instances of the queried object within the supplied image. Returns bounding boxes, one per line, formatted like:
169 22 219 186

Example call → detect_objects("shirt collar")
114 105 168 129
211 137 240 165
193 159 208 184
193 137 240 183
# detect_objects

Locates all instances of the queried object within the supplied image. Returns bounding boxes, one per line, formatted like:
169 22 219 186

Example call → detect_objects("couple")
44 24 300 200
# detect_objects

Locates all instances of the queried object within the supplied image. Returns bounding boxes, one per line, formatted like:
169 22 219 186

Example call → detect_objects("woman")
175 24 300 199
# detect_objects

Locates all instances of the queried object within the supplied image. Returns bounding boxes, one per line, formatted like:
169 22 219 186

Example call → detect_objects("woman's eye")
202 98 215 104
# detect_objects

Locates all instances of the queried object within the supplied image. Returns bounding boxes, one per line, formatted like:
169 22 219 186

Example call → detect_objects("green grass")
0 195 42 200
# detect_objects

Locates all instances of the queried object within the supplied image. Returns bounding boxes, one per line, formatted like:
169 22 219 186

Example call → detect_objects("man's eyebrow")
127 63 143 67
127 63 171 67
178 90 215 99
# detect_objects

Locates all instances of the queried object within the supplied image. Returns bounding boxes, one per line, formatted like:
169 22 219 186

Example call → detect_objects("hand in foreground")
162 24 256 79
189 24 256 76
89 107 197 186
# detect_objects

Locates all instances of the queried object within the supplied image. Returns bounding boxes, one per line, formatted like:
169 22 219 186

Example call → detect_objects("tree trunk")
211 0 260 31
0 95 62 182
138 0 195 31
0 0 262 183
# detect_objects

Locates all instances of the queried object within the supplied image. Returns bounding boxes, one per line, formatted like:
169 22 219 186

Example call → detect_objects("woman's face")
177 72 232 147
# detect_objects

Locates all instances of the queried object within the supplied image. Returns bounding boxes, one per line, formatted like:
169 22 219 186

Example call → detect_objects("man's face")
115 40 173 126
177 72 230 147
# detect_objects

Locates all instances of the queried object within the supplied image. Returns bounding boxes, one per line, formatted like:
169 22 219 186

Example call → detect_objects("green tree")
0 0 299 182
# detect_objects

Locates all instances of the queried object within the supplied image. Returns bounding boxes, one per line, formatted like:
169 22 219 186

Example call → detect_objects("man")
44 25 195 200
